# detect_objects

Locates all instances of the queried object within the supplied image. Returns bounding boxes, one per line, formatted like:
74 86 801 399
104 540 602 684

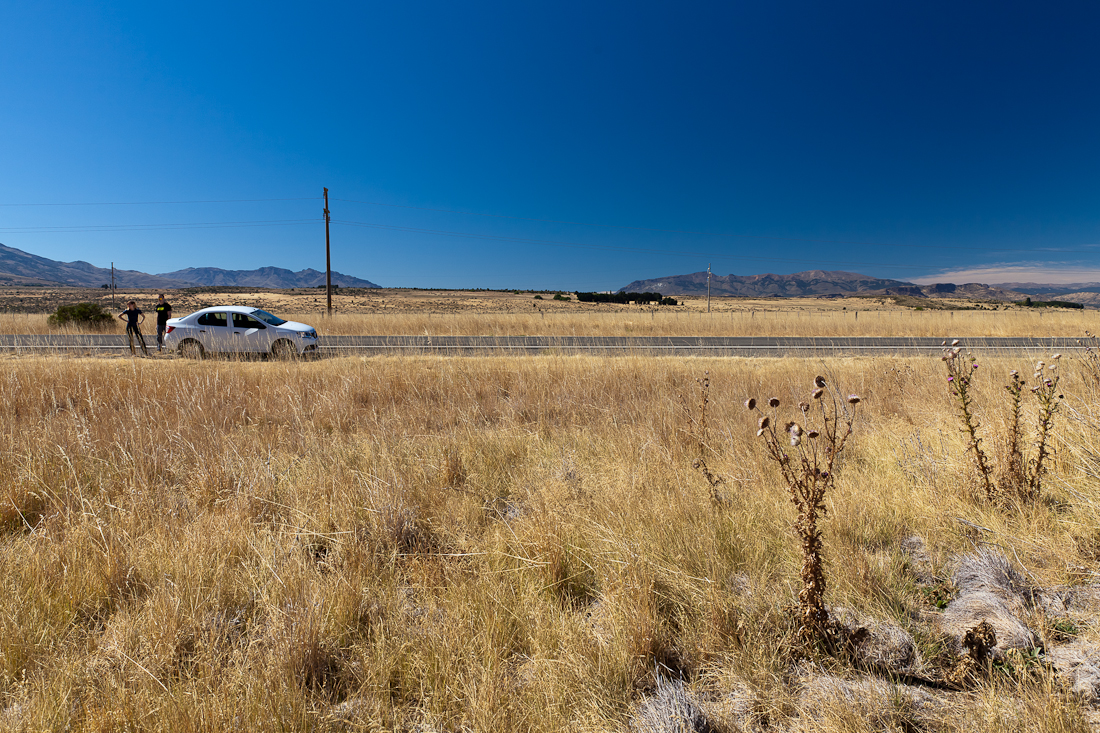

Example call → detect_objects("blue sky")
2 1 1100 289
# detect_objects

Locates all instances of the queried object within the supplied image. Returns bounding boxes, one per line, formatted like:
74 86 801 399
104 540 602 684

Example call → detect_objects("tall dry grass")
298 308 1100 338
3 306 1098 338
1 353 1099 730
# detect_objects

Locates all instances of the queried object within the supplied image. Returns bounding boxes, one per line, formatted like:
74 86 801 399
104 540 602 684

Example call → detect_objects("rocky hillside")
0 243 192 288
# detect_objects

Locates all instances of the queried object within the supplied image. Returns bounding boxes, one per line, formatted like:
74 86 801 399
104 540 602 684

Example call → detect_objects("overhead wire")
0 218 318 234
332 197 1094 255
331 218 1051 272
0 197 320 207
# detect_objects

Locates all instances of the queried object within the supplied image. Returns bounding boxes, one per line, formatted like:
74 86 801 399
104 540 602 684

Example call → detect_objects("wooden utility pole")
324 187 332 316
111 263 116 309
707 263 711 313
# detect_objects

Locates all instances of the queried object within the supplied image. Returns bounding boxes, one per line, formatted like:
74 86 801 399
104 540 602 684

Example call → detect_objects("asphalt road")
0 334 1085 357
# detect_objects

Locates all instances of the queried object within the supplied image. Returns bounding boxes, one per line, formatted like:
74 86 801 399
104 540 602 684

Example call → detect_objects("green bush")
48 302 114 330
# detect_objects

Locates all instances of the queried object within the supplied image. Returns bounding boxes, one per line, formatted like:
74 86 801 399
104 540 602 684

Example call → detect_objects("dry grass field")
0 286 1098 338
4 346 1100 731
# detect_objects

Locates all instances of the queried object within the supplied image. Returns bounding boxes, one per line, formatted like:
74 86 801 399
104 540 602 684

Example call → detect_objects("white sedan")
164 306 319 358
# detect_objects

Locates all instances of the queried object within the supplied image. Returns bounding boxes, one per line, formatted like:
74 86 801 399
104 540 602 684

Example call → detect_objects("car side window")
232 313 266 329
196 312 227 327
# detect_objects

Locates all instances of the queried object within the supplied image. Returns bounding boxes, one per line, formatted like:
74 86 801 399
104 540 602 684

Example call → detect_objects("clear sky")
2 1 1100 289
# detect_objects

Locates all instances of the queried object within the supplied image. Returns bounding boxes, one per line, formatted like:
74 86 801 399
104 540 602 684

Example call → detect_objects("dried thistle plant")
1077 332 1100 387
942 341 1062 503
745 376 860 644
690 371 727 505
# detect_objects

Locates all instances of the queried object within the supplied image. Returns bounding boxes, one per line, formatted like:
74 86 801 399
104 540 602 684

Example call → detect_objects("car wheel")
271 339 297 360
179 340 205 359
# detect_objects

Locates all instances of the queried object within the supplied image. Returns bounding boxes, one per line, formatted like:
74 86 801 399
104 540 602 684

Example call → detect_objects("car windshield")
250 309 287 326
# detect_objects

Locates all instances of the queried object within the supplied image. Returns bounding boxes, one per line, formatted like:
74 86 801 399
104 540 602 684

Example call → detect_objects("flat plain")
3 289 1100 731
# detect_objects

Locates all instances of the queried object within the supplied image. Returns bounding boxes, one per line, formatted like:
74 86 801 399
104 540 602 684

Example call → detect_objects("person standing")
118 301 148 356
154 294 173 352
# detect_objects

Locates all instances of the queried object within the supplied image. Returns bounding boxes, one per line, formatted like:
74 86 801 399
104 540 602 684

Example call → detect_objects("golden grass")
1 352 1099 730
3 306 1098 338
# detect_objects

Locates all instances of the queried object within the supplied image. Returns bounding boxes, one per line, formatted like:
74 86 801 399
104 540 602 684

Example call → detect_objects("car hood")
276 321 315 332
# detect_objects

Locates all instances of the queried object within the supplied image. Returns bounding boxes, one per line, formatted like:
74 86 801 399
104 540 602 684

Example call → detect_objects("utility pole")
324 187 332 316
111 263 116 309
707 263 711 313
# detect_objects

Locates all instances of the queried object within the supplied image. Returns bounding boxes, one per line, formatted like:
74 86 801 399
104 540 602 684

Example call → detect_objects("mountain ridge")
620 270 1036 302
157 266 379 289
0 242 379 289
621 270 915 297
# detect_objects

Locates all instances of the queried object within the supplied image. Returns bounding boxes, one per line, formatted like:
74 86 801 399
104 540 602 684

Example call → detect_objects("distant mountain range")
158 266 379 289
0 243 190 288
622 270 913 297
621 270 1043 302
0 243 379 289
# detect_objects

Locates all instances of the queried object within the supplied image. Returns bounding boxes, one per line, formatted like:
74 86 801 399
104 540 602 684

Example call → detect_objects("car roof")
189 305 261 314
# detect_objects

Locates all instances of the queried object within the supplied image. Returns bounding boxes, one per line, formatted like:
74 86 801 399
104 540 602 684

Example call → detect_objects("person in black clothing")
154 294 172 352
118 301 149 356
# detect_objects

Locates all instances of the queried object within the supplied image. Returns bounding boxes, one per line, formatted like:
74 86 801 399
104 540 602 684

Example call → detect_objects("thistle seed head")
768 398 780 408
790 423 802 436
745 398 756 410
758 416 770 429
951 339 960 346
1053 353 1062 360
812 388 824 399
808 430 820 438
847 395 861 405
790 434 802 447
814 375 826 388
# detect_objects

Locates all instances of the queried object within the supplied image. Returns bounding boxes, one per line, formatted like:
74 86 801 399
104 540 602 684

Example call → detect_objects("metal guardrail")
0 334 1085 357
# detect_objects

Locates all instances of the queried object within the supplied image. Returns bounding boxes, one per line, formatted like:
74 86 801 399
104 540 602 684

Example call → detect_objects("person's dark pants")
157 322 167 350
126 324 148 356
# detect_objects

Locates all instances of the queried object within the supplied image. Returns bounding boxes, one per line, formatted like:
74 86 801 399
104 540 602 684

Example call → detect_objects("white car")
164 306 319 358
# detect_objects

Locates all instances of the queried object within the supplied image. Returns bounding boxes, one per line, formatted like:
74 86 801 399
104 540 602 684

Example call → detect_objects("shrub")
576 291 668 304
48 302 114 330
941 341 1062 502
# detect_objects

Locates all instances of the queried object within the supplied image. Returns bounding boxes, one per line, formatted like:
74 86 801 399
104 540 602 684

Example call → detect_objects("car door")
231 312 270 353
195 311 230 352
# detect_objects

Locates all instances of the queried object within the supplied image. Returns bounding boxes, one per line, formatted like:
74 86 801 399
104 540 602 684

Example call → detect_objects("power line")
329 218 1069 272
332 197 1092 255
0 218 318 234
0 197 320 207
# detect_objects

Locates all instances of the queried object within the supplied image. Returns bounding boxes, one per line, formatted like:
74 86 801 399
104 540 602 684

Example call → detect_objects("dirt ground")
0 286 1011 317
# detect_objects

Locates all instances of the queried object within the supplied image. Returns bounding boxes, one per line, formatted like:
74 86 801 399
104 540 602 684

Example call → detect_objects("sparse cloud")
911 264 1100 286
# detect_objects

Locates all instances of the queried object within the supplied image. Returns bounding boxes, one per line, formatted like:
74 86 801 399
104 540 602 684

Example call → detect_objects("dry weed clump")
1 353 1099 730
942 341 1063 502
745 377 860 646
